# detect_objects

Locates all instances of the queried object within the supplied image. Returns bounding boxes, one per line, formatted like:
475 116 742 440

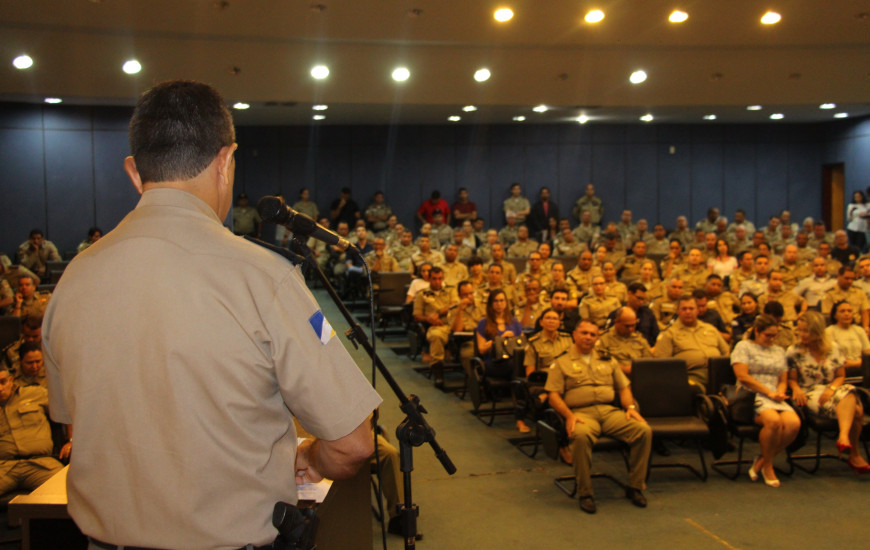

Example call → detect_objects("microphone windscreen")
257 196 286 223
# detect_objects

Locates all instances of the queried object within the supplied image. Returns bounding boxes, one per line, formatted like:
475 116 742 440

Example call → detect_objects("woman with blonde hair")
788 310 870 473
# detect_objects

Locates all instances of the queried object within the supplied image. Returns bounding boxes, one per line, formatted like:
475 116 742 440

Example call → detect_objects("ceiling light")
44 98 62 104
532 104 548 113
819 103 836 110
462 105 477 112
669 10 688 23
448 115 461 122
122 59 141 74
761 11 781 25
312 114 325 121
746 105 763 111
585 10 605 23
392 67 410 82
703 114 717 120
494 8 513 22
577 115 589 124
13 55 33 69
474 68 491 82
834 112 849 119
512 116 526 122
770 113 784 120
310 65 329 79
640 114 654 122
233 102 250 110
629 70 647 84
312 104 328 111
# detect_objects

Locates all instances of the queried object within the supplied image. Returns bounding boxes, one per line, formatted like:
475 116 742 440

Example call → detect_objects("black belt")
89 538 273 550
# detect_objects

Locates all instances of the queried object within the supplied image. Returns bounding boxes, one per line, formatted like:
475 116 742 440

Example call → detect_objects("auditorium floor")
315 292 870 550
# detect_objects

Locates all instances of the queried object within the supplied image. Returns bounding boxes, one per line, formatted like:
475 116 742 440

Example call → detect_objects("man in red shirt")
417 190 450 225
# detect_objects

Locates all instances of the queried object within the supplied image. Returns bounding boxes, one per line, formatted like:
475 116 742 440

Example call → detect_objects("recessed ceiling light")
233 102 250 110
770 113 784 120
585 10 605 23
122 59 141 74
392 67 410 82
312 114 325 121
577 115 589 124
448 115 461 122
312 104 328 111
669 10 688 23
310 65 330 79
12 55 33 69
513 116 526 122
474 68 491 82
746 105 763 111
629 70 647 84
703 114 717 120
532 104 548 113
44 98 62 104
462 105 477 112
761 11 781 25
494 8 513 22
819 103 836 110
834 112 849 119
640 114 654 122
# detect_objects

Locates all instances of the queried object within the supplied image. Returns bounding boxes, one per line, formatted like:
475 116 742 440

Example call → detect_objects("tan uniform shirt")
389 243 419 271
573 196 604 225
706 291 739 325
604 281 628 304
0 385 57 473
596 329 653 367
524 332 573 373
439 260 469 288
544 348 629 408
43 188 382 550
651 296 679 330
567 266 599 295
579 295 621 328
498 226 519 247
654 319 730 387
365 251 400 273
475 283 519 311
503 196 531 223
508 240 539 259
487 261 518 284
19 292 50 318
411 250 445 271
413 286 457 323
778 263 811 291
673 265 708 291
821 286 870 320
758 289 806 323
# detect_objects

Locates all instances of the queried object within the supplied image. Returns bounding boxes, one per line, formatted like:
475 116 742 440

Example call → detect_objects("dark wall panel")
455 144 490 225
691 142 724 223
93 130 138 234
0 129 45 257
489 144 525 225
524 144 559 199
723 143 757 223
788 141 822 221
315 145 353 226
592 143 626 221
755 142 789 220
240 144 281 209
45 130 95 254
386 144 422 226
556 142 591 222
658 143 692 226
624 142 658 222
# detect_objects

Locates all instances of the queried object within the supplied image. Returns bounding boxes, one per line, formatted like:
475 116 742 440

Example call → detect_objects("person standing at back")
43 80 381 550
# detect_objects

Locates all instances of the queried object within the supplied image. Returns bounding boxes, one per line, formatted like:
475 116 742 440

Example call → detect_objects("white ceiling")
1 0 869 125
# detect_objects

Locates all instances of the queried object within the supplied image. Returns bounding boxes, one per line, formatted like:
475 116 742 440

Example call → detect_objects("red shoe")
847 460 870 475
836 441 852 456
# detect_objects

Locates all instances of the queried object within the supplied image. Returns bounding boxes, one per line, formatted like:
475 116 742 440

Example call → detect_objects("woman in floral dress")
787 311 870 473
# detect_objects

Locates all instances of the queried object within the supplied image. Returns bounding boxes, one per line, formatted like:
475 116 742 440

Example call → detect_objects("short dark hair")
87 226 103 238
468 257 484 267
627 282 646 293
691 289 708 300
763 300 784 318
129 80 235 184
19 340 42 358
22 315 43 330
430 266 444 276
29 229 43 238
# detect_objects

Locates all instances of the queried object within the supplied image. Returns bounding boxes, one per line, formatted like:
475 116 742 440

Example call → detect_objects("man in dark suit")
528 187 560 239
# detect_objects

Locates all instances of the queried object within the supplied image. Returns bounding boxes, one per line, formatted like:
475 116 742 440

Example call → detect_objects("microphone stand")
246 235 456 550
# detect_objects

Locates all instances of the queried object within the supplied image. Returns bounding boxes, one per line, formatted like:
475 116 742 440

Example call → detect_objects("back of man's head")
130 80 235 184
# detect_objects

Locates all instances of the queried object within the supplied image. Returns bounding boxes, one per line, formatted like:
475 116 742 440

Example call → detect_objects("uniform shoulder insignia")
596 349 612 360
554 350 569 359
528 334 541 343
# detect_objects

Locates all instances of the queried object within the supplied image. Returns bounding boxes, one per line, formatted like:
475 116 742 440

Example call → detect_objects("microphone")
257 196 350 251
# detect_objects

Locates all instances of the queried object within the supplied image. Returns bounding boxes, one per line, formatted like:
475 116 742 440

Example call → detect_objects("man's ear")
124 156 145 195
216 143 238 187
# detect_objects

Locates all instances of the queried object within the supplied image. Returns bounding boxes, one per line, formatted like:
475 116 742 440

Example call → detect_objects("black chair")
372 272 411 339
0 316 21 352
45 260 70 284
508 370 550 457
537 408 630 497
631 358 710 481
467 337 521 426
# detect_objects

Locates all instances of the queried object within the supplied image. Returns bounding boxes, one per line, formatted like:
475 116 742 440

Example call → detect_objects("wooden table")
8 466 86 550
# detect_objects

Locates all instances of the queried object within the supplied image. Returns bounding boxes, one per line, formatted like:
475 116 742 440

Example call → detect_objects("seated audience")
365 191 393 234
637 260 663 303
475 290 524 381
508 226 538 258
821 266 870 333
10 275 50 318
731 292 760 344
439 244 469 287
390 230 419 272
476 263 519 311
544 262 580 309
545 289 580 334
567 250 598 296
693 289 731 343
413 267 458 386
406 262 432 305
651 278 684 330
597 307 653 375
708 239 737 279
466 257 486 289
366 237 400 273
545 321 652 513
13 341 45 387
3 314 42 374
77 226 103 254
793 256 836 309
731 315 802 487
17 229 61 279
788 311 870 473
516 251 551 289
758 271 806 324
579 276 620 330
601 262 627 303
704 274 738 326
411 235 444 275
486 243 518 284
516 279 546 329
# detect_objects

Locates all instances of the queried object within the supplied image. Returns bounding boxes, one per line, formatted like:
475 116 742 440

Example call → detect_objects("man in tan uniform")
389 230 418 272
366 237 400 273
652 278 684 330
704 274 739 326
486 243 518 285
546 321 652 513
758 271 807 324
516 251 552 289
10 275 50 319
413 267 459 382
508 226 539 258
654 295 730 392
673 248 708 291
777 244 810 291
13 341 46 388
579 276 621 329
411 235 444 275
476 263 519 310
821 265 870 332
568 250 598 296
438 244 469 288
0 365 68 497
596 307 653 376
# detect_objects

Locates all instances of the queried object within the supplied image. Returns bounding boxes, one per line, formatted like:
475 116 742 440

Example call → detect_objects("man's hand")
427 314 443 326
626 408 646 423
59 441 72 461
565 414 585 436
295 439 324 485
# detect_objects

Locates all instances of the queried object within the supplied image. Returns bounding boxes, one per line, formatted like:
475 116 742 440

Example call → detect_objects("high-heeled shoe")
836 441 852 456
847 460 870 475
748 455 762 482
762 468 780 487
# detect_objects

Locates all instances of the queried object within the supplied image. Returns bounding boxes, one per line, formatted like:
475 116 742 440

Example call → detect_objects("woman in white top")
846 190 867 251
824 300 870 371
707 238 738 279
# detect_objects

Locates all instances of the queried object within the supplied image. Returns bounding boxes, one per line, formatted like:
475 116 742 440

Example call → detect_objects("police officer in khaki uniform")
0 365 68 496
475 263 519 311
672 248 708 291
486 243 518 285
438 244 469 288
654 294 730 392
820 265 870 332
758 271 807 324
704 274 739 326
516 251 552 290
503 183 531 224
498 213 520 247
651 278 684 330
596 307 653 376
545 321 652 513
777 244 810 291
579 276 621 329
568 250 598 296
411 235 445 275
364 191 393 233
524 309 573 377
13 342 46 388
515 279 547 329
365 237 400 273
389 231 419 272
10 275 49 319
413 267 458 376
507 226 539 259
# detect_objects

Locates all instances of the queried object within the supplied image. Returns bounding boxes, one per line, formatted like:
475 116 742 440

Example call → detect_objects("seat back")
706 356 735 395
631 357 692 417
46 260 70 284
374 272 411 308
0 316 21 351
861 352 870 389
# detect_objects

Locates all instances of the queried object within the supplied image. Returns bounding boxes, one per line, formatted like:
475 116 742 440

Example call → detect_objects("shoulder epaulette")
554 349 569 359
